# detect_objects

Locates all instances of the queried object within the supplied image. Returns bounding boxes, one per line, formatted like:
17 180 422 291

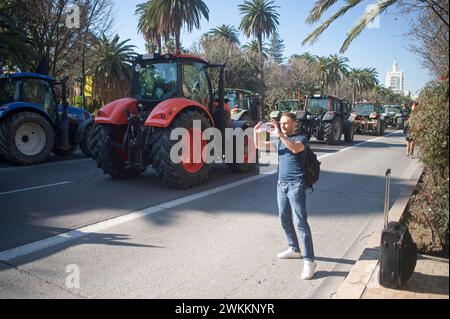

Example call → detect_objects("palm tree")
90 34 137 105
140 0 209 53
208 24 241 47
315 56 331 92
328 54 349 96
361 67 380 91
289 52 317 64
303 0 398 53
239 0 280 119
136 2 164 53
347 67 365 105
242 39 269 61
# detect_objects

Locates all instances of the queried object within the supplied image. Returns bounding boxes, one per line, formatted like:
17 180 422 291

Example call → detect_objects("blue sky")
110 0 432 95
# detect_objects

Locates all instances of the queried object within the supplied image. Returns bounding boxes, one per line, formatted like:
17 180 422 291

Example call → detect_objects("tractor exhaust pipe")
59 77 70 148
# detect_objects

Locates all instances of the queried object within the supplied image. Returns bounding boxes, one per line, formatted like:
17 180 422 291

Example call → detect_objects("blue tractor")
0 73 95 165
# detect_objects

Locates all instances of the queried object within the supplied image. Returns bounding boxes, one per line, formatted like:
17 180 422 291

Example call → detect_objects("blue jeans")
277 181 315 262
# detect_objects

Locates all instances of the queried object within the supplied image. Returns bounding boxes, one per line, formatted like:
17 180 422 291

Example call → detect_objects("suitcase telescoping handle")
384 169 392 229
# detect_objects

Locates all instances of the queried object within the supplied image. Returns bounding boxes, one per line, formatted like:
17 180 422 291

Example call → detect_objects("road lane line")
0 181 71 196
0 131 402 261
318 130 402 160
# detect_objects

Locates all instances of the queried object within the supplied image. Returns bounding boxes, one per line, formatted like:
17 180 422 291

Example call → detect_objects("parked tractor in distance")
382 105 407 129
0 73 95 165
225 88 259 124
270 99 301 121
352 101 386 136
296 94 354 145
92 53 256 189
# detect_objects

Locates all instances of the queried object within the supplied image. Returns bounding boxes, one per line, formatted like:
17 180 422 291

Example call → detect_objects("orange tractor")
92 53 256 188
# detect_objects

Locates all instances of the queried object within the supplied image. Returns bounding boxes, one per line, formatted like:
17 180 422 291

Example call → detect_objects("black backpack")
301 145 321 189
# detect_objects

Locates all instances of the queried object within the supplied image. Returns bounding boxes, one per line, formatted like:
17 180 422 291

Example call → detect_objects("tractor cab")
353 101 383 119
270 99 300 121
224 88 258 123
131 53 215 111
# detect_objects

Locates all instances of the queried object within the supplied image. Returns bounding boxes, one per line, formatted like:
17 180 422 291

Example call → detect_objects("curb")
333 160 424 299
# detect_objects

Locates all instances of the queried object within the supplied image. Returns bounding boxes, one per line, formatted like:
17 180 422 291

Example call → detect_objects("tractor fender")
0 102 54 124
145 98 214 128
95 98 138 125
322 111 339 122
74 118 94 143
230 109 248 122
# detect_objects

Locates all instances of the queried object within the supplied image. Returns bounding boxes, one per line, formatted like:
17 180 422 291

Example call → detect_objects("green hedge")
409 81 449 250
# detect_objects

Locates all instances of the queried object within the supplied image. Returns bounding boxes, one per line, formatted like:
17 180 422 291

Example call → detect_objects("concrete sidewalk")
334 160 449 299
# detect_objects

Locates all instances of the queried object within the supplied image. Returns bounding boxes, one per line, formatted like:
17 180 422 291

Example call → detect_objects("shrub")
409 81 449 250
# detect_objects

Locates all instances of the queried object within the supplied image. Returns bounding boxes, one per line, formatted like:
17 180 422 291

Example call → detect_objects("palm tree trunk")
258 32 265 121
175 31 181 54
352 88 356 106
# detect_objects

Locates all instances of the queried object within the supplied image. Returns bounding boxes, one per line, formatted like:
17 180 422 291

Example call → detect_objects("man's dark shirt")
276 134 308 183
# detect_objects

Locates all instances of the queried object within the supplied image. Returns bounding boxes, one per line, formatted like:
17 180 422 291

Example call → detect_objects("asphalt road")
0 129 419 298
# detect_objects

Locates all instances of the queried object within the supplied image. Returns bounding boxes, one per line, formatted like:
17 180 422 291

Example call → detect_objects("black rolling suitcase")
379 169 418 289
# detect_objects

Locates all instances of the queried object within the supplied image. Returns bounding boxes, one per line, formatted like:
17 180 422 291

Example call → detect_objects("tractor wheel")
80 122 96 158
344 121 355 143
151 109 211 189
90 123 103 160
227 126 257 174
0 112 54 165
325 118 342 145
54 144 78 156
95 124 143 179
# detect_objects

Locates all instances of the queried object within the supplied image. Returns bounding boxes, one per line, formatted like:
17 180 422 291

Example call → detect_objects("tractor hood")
96 98 138 125
58 105 92 123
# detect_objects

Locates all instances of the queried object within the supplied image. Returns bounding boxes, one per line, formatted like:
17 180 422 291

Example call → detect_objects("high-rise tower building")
386 59 405 93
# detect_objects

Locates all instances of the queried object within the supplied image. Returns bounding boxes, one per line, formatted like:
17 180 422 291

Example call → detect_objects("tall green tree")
289 52 317 64
239 0 280 119
0 1 31 71
139 0 209 53
328 54 349 96
303 0 449 53
208 24 240 47
268 30 285 64
136 1 164 53
315 56 331 92
242 39 269 61
90 34 136 104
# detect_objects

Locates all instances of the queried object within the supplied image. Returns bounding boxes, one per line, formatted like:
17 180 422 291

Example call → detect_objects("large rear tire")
0 112 54 165
227 124 257 173
80 123 95 158
95 124 143 179
343 120 355 143
325 118 342 145
151 109 211 189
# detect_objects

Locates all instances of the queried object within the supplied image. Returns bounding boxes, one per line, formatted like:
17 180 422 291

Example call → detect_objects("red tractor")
92 53 256 188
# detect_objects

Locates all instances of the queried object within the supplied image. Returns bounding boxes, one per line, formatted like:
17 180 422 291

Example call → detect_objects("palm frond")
302 0 362 46
340 0 397 53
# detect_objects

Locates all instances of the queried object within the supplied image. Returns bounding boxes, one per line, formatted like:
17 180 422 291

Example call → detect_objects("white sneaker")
301 260 316 280
277 247 301 259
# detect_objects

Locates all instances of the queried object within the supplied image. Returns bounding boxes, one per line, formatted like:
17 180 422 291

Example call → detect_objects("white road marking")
0 131 403 261
0 181 71 196
318 131 402 160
